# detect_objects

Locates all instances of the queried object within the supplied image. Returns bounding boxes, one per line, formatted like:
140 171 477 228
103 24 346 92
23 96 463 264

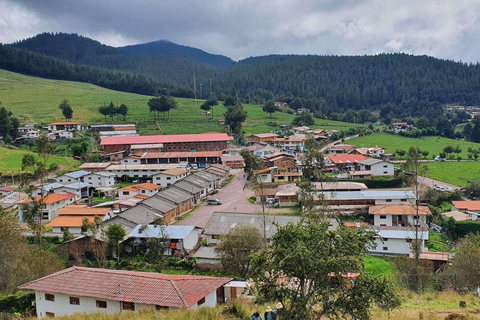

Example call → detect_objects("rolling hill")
0 68 360 136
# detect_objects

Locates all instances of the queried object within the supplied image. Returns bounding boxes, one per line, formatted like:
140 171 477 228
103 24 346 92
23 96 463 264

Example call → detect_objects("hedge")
453 221 480 238
0 291 35 313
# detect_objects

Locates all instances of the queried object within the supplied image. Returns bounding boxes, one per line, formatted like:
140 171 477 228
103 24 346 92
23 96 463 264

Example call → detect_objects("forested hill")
5 32 480 114
212 54 480 108
120 40 233 68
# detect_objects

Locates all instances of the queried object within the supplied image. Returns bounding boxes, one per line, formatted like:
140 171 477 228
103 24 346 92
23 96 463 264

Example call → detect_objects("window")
45 293 55 301
69 297 80 305
122 191 129 195
122 301 135 311
406 239 412 243
383 238 389 241
401 199 407 202
211 235 220 239
141 190 145 193
380 215 386 219
386 199 392 202
383 247 388 251
383 171 388 174
197 297 206 306
96 300 107 308
156 305 168 310
45 312 55 317
383 165 388 168
167 177 171 180
380 224 387 226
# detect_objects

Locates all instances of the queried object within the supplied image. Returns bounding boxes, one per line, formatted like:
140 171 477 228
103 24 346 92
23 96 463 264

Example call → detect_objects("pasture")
422 161 480 187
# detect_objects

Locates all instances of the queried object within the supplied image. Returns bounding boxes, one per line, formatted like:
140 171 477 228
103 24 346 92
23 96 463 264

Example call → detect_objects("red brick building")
100 133 233 155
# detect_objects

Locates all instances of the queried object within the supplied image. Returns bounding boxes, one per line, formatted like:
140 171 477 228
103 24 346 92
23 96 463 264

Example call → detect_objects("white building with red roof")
18 267 234 318
326 154 367 172
47 122 83 132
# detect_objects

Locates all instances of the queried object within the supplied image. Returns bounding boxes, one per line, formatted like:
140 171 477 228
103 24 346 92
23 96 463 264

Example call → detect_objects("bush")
0 291 35 313
453 221 480 238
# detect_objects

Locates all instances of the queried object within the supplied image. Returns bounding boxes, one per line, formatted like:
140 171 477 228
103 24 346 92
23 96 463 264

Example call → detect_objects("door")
217 287 225 303
230 287 237 300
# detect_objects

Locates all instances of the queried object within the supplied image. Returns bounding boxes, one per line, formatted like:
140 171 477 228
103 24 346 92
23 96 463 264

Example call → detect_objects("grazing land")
422 162 480 187
0 146 78 175
350 133 480 159
0 69 361 135
363 255 397 278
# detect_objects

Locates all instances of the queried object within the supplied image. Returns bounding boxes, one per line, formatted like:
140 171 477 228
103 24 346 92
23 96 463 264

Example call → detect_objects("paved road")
320 134 360 152
418 176 461 191
177 169 285 228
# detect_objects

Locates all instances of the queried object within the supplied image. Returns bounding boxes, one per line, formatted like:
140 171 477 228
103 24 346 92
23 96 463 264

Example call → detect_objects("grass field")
0 69 361 135
350 133 480 158
364 255 397 278
422 162 480 186
0 145 78 175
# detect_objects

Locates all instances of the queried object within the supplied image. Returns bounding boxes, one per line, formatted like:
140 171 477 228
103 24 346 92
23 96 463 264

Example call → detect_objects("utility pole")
209 78 212 99
200 83 203 99
193 73 197 109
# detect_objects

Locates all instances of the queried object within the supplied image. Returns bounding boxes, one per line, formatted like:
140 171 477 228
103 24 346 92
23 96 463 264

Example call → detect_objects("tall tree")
216 226 265 278
251 220 400 319
105 224 126 266
224 102 247 144
58 99 73 121
118 103 128 121
107 101 116 123
98 104 110 122
470 115 480 143
262 100 279 118
147 97 162 120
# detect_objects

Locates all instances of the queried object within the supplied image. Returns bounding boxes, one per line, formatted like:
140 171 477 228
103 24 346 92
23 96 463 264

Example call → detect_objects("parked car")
444 187 453 192
434 185 445 191
434 156 446 162
207 198 222 205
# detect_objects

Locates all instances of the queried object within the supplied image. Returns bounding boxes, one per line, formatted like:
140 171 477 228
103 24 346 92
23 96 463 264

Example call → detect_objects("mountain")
120 40 233 68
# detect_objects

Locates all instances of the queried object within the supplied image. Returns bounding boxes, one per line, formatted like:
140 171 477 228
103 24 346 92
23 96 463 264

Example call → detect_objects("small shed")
194 246 221 270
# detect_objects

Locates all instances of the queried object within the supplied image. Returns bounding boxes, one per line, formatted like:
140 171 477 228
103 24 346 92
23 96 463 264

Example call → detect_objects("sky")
2 0 480 62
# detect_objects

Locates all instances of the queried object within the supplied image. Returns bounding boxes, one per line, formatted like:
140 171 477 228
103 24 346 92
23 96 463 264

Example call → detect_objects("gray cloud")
1 0 480 62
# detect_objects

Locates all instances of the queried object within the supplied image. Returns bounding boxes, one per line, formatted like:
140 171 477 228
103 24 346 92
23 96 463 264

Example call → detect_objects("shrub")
0 291 35 313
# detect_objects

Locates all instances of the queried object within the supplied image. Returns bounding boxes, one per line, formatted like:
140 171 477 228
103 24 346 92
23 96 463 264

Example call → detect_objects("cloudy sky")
2 0 480 62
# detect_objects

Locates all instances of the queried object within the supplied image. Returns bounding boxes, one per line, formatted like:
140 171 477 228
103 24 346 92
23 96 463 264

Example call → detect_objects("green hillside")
423 162 480 187
350 133 480 158
0 69 360 136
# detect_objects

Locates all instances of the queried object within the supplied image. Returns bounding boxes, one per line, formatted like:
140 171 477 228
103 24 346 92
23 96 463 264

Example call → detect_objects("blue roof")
43 183 64 192
63 182 92 189
64 170 91 179
127 225 195 240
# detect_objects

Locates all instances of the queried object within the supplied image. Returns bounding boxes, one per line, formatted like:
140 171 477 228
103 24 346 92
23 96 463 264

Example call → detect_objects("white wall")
85 174 115 188
56 175 82 183
190 290 217 309
183 230 199 251
370 238 412 255
52 227 82 234
375 198 415 205
153 173 185 188
370 162 394 176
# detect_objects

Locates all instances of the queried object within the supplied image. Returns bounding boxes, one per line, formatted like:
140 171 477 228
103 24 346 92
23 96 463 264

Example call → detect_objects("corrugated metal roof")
156 188 193 204
18 267 232 308
172 181 204 194
192 171 218 182
321 190 415 201
101 133 233 146
63 170 91 179
126 225 196 240
193 246 219 260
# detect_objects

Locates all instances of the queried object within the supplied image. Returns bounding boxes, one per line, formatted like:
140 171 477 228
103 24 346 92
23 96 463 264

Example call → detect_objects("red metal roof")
452 201 480 211
327 154 366 164
101 133 233 146
18 267 232 308
141 151 223 159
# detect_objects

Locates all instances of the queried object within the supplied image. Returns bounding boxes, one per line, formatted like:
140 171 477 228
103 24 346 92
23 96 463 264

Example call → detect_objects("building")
297 108 311 114
47 122 83 132
19 193 77 221
248 143 282 157
16 125 40 140
18 267 233 317
352 147 385 158
0 186 15 197
79 162 112 173
194 246 222 270
84 172 116 188
357 158 394 176
326 154 367 172
140 151 221 167
452 201 480 220
48 130 74 140
442 210 471 222
104 164 180 179
246 133 278 144
390 122 415 133
56 170 91 184
56 182 92 199
156 188 194 218
123 225 198 255
118 183 161 200
220 154 244 168
369 205 431 255
89 124 136 132
325 144 354 155
0 191 28 211
100 133 233 155
152 169 188 188
46 206 110 235
271 137 304 152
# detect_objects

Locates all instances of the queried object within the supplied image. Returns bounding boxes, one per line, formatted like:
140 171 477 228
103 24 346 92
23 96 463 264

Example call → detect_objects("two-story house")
118 183 161 200
152 169 188 188
19 193 77 221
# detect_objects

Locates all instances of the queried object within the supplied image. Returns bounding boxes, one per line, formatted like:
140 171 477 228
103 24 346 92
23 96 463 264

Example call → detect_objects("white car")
434 185 445 192
434 157 446 162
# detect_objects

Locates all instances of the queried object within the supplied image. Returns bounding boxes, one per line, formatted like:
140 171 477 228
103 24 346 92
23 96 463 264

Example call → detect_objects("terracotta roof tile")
18 267 232 308
452 201 480 211
47 216 95 227
369 205 431 216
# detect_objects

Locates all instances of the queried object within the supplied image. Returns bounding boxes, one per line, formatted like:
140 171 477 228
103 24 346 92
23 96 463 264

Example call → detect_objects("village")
2 118 480 319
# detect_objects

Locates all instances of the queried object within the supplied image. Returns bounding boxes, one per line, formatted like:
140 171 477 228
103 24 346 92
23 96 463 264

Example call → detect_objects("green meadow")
422 161 480 186
0 69 361 136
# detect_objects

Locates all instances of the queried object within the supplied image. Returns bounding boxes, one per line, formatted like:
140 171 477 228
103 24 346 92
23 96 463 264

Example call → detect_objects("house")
253 168 274 183
357 158 394 176
192 170 222 189
16 125 40 140
79 162 112 173
120 155 142 165
326 154 367 172
0 186 15 197
325 144 355 155
46 206 111 235
442 210 471 222
246 133 278 144
123 225 198 255
274 102 288 109
203 212 338 245
56 170 91 184
254 187 278 203
183 174 214 194
0 191 28 210
89 124 136 132
140 151 222 167
48 130 73 140
352 147 385 158
248 143 282 157
207 164 231 176
194 246 222 270
118 183 161 200
263 153 302 183
390 122 415 133
47 122 83 132
152 169 188 188
84 172 116 188
56 182 92 199
271 137 304 152
19 193 77 221
104 203 170 233
100 133 233 155
18 267 233 317
221 154 244 168
297 108 311 114
156 188 194 218
104 164 179 179
369 205 431 255
452 201 480 220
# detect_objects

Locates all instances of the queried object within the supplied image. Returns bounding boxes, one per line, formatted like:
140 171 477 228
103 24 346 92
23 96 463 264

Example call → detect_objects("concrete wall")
370 238 412 255
190 290 217 309
85 174 115 188
153 173 186 188
183 229 199 251
370 162 394 176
